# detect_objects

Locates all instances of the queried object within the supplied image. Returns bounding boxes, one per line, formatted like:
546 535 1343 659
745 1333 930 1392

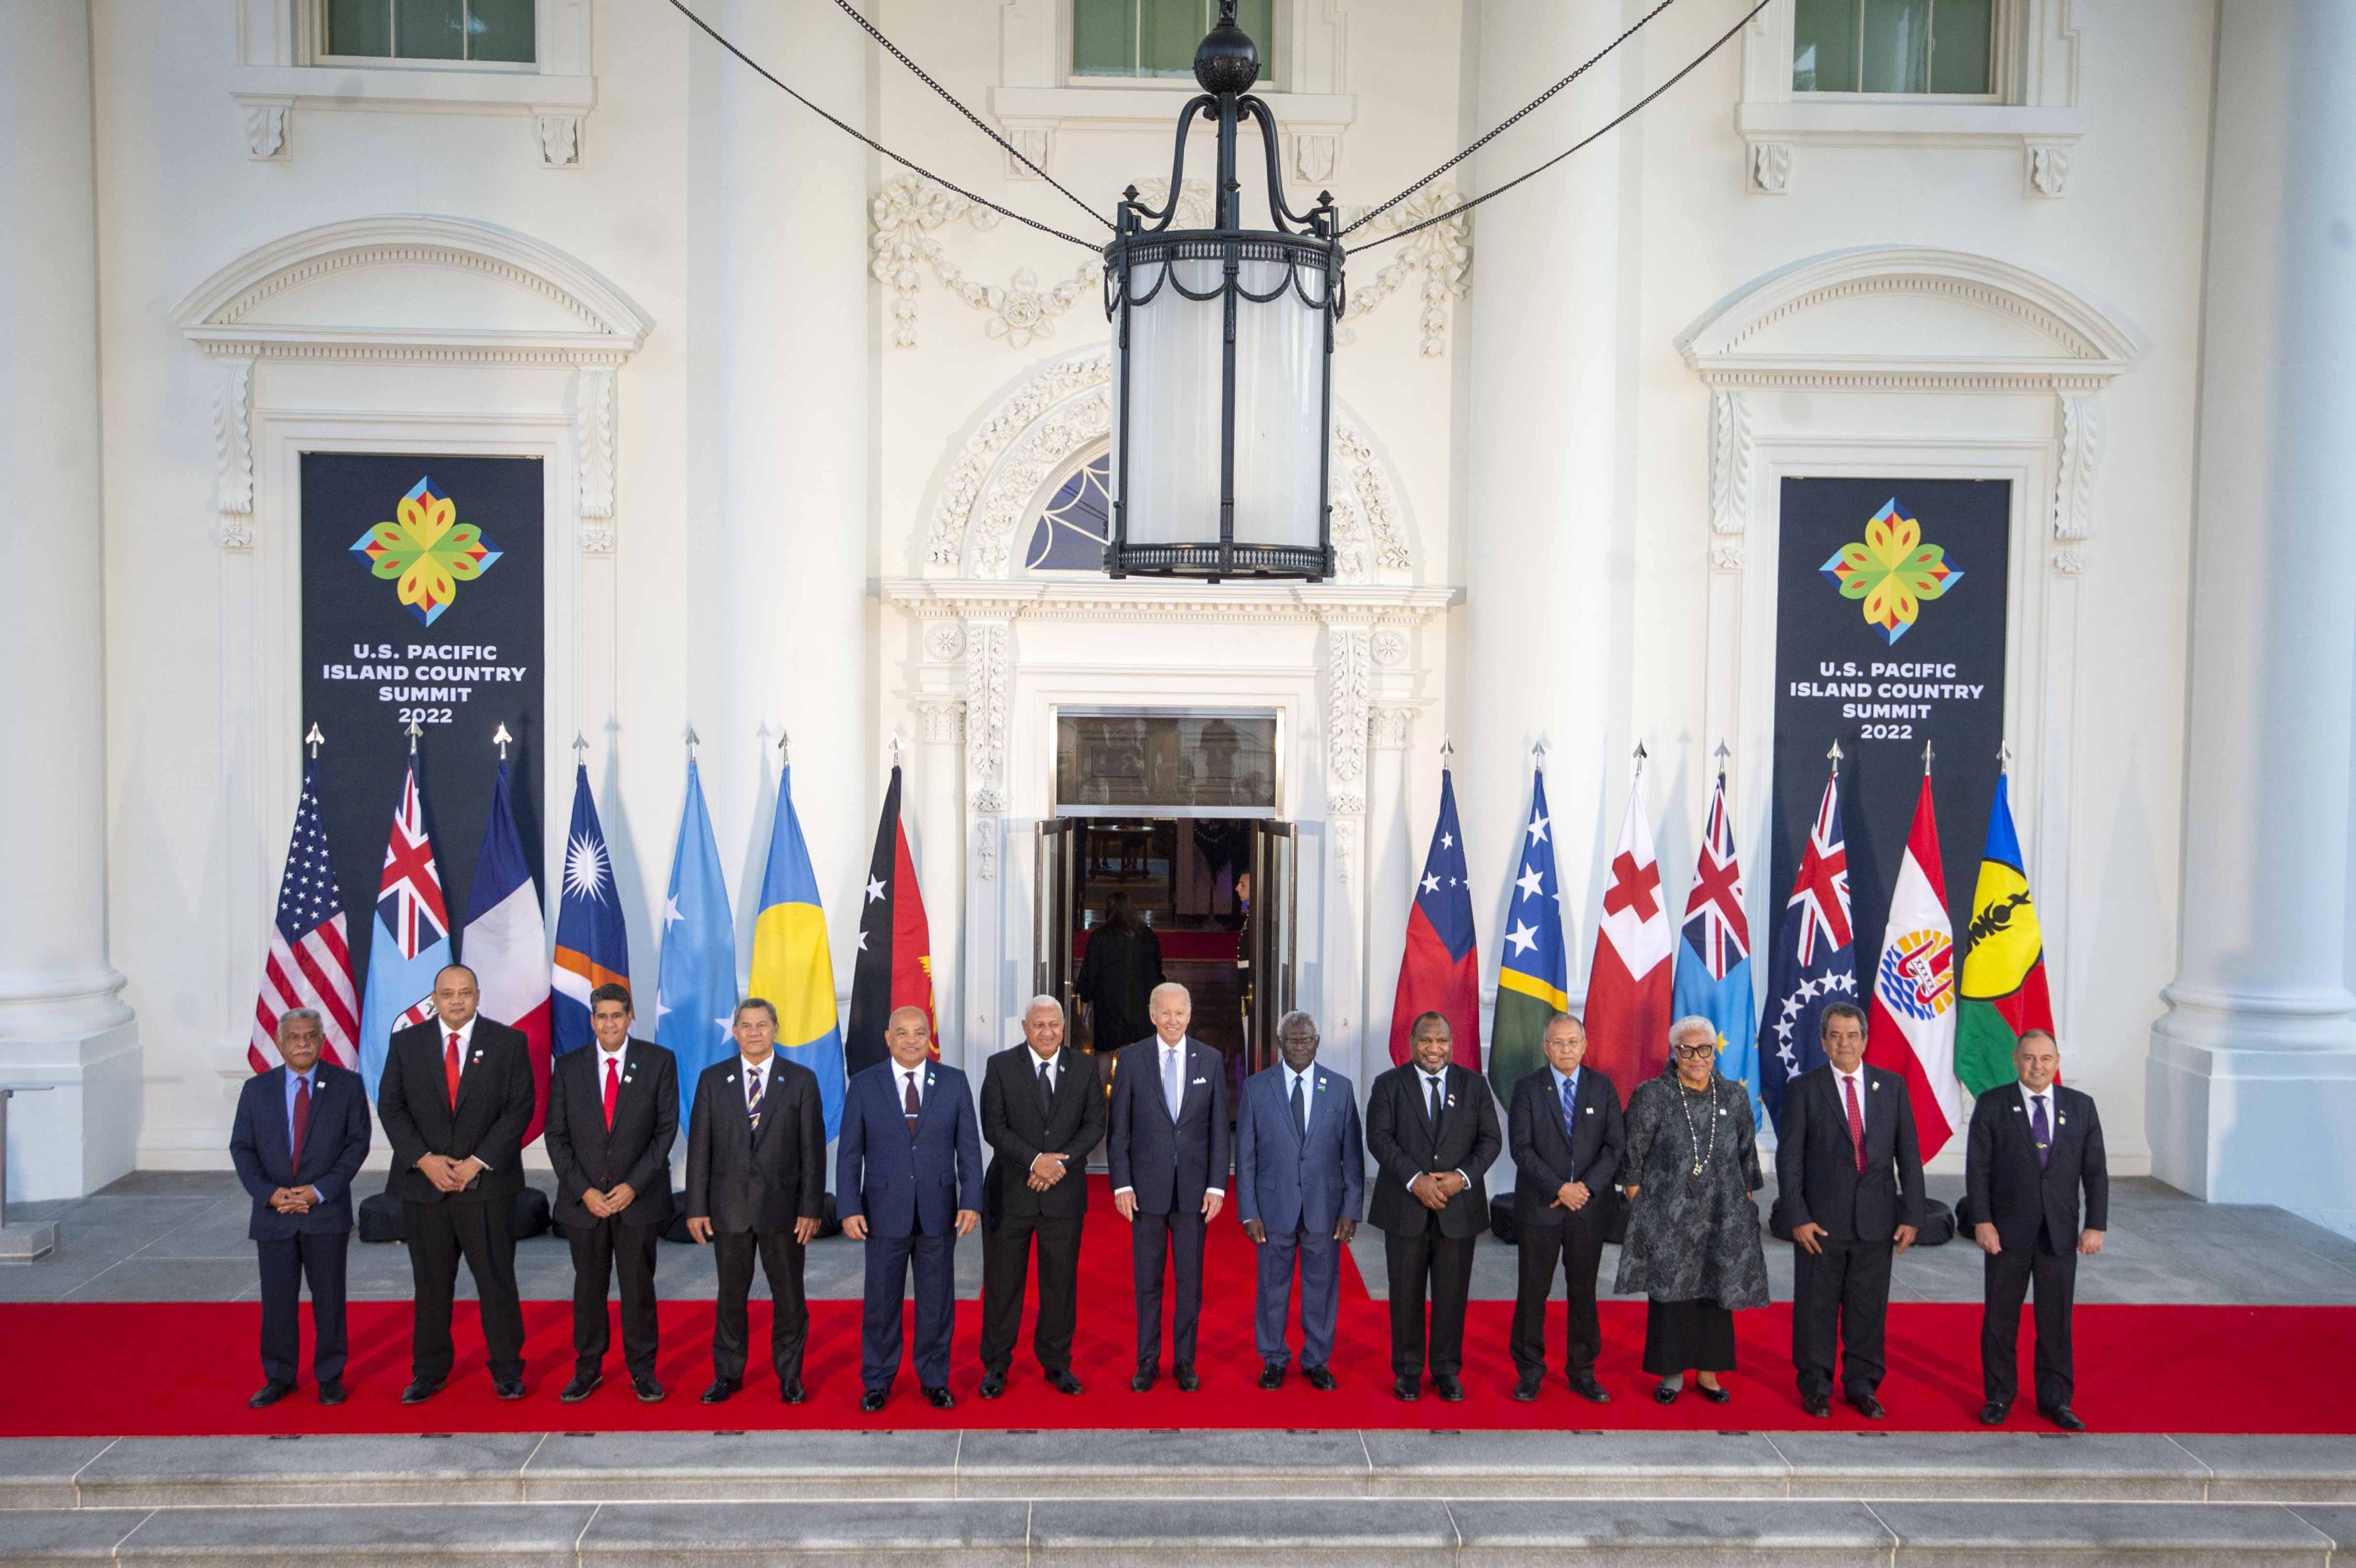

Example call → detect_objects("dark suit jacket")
229 1062 371 1240
1234 1063 1364 1237
1366 1061 1502 1240
684 1055 826 1234
544 1038 678 1229
1965 1081 2108 1253
837 1059 985 1239
980 1045 1104 1227
377 1017 535 1204
1773 1064 1927 1242
1508 1065 1625 1228
1106 1035 1233 1215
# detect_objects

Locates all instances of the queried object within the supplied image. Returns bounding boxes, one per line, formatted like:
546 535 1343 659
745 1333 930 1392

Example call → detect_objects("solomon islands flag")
1489 764 1569 1099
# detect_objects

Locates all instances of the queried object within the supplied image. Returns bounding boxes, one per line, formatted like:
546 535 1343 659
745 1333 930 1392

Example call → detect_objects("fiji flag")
748 764 847 1138
657 758 737 1130
1755 758 1858 1123
552 763 629 1058
1388 765 1481 1070
1673 767 1760 1125
355 756 453 1100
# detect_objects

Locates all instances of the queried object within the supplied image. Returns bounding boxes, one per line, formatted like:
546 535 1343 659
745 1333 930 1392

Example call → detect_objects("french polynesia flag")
1388 766 1482 1069
844 763 938 1076
1866 772 1967 1159
462 761 554 1142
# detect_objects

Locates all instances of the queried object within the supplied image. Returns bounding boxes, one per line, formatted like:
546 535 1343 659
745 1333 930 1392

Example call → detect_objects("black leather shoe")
560 1372 601 1403
1049 1370 1085 1396
1303 1366 1336 1391
1259 1362 1286 1390
1512 1371 1543 1403
1654 1381 1681 1405
400 1378 445 1405
1433 1373 1465 1402
860 1389 889 1413
248 1380 296 1409
700 1378 739 1405
316 1380 346 1406
492 1378 526 1401
1568 1371 1611 1404
1394 1375 1421 1402
924 1386 955 1410
1695 1379 1731 1405
633 1376 665 1404
1131 1367 1157 1393
1803 1393 1831 1418
979 1371 1007 1399
2040 1403 2086 1432
1847 1390 1887 1421
779 1379 806 1405
1979 1400 2010 1425
1172 1363 1200 1393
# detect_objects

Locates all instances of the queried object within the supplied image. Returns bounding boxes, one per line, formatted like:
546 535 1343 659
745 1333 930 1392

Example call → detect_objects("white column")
2148 0 2356 1214
1363 703 1418 1093
913 697 966 1069
0 0 136 1201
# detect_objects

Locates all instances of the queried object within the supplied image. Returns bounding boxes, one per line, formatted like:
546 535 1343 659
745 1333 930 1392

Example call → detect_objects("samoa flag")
1388 767 1481 1069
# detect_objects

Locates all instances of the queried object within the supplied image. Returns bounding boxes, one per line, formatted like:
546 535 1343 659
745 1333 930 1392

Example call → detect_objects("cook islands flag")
749 764 847 1139
1756 760 1857 1124
1955 770 2054 1097
1865 772 1967 1158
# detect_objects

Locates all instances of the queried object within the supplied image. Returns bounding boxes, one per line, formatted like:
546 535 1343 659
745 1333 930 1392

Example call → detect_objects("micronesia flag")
464 761 553 1142
1387 764 1482 1070
1673 766 1760 1126
552 762 629 1060
748 763 847 1139
1755 758 1858 1124
356 756 453 1100
657 757 737 1131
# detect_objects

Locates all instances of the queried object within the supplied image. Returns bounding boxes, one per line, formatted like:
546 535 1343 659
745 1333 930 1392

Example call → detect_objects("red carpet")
5 1179 2351 1437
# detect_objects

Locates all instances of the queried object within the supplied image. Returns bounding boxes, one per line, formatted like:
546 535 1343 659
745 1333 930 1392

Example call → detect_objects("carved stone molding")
212 357 256 549
2052 547 2087 575
1708 389 1751 538
1333 817 1359 886
923 621 966 663
1371 628 1408 668
888 579 1456 627
870 173 1103 350
1324 621 1372 787
1711 541 1746 572
1337 185 1471 357
916 697 967 744
1292 132 1338 184
244 102 289 161
2026 142 2072 198
1749 141 1792 195
578 525 615 555
963 621 1011 812
573 365 615 545
1003 126 1053 181
1370 703 1417 751
536 113 582 169
2051 392 2101 543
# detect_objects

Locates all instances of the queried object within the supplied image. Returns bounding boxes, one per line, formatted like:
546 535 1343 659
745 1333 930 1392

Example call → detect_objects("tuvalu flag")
1490 764 1569 1097
1865 768 1968 1158
749 762 847 1139
1584 767 1674 1102
1389 764 1481 1069
1673 766 1760 1126
844 762 938 1076
1955 769 2053 1097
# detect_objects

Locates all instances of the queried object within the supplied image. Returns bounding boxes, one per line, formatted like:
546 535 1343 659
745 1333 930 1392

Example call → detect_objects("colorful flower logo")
350 476 502 627
1820 500 1962 645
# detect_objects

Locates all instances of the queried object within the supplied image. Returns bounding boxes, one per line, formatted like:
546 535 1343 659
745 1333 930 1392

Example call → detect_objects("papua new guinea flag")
1955 770 2054 1097
1389 767 1481 1069
843 763 939 1077
1489 765 1569 1098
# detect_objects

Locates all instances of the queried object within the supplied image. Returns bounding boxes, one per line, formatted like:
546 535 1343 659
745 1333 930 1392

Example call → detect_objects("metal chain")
828 0 1113 231
664 0 1101 253
1337 0 1681 238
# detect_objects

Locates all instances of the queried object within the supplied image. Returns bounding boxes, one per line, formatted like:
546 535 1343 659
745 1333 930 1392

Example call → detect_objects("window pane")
327 0 393 56
1073 0 1135 75
1140 0 1203 77
1237 0 1276 83
465 0 533 61
394 0 464 59
1860 0 1930 92
1929 0 1992 92
1792 0 1858 91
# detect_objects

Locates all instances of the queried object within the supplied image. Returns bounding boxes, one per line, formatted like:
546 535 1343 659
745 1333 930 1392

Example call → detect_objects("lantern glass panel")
1115 257 1223 546
1231 257 1325 551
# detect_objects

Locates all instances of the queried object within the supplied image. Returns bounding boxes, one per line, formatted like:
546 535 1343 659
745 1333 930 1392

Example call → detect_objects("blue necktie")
1164 1045 1182 1119
2031 1093 2052 1168
1291 1075 1307 1139
1560 1075 1577 1137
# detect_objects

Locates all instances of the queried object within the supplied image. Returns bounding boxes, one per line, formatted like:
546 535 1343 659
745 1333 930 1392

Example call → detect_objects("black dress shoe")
979 1371 1007 1399
1394 1375 1421 1402
860 1389 889 1413
1131 1367 1157 1393
1654 1381 1681 1406
492 1378 527 1401
1512 1371 1543 1403
560 1372 602 1403
1568 1371 1611 1404
400 1378 445 1405
1695 1379 1731 1405
316 1380 347 1406
1259 1363 1286 1390
1979 1401 2010 1425
1847 1390 1886 1421
1049 1370 1085 1396
1803 1393 1832 1418
248 1380 296 1409
2040 1403 2086 1432
1172 1363 1200 1393
700 1378 739 1405
1433 1374 1465 1402
924 1386 956 1410
633 1376 665 1404
1302 1367 1336 1391
779 1379 807 1405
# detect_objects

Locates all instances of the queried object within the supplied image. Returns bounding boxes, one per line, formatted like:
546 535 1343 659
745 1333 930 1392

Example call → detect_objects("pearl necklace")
1674 1074 1718 1177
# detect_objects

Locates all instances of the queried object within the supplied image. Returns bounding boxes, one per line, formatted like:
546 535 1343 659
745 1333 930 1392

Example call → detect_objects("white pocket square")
1191 1077 1208 1085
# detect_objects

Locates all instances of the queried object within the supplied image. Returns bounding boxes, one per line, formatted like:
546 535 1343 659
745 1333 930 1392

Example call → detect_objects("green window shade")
1929 0 1993 93
1073 0 1135 75
1074 0 1278 82
466 0 534 62
393 0 465 60
1141 0 1203 77
1792 0 1860 92
327 0 393 55
1860 0 1931 93
1237 0 1275 79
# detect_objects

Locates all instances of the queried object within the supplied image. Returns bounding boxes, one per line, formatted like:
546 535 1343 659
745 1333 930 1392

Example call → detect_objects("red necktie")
603 1055 619 1130
291 1074 311 1165
445 1032 462 1107
1844 1073 1866 1173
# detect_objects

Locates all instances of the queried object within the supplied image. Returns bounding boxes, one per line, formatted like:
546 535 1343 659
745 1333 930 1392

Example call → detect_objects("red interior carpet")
5 1178 2350 1437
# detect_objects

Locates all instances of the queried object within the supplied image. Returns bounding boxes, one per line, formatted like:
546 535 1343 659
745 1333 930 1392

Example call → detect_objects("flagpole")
778 728 790 768
1713 737 1730 786
1826 736 1843 777
1632 739 1647 782
304 723 324 761
405 717 422 755
1531 737 1547 773
1440 733 1454 767
1922 738 1935 777
572 731 588 771
492 722 512 763
1998 740 2012 774
684 725 699 763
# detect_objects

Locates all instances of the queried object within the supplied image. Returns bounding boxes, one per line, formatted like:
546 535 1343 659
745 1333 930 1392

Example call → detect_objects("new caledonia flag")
552 761 629 1060
1673 764 1760 1123
844 762 938 1076
749 762 847 1138
1956 767 2054 1097
1489 763 1568 1097
1390 763 1481 1069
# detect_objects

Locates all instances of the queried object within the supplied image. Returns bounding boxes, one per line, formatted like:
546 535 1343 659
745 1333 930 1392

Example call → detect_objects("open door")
1243 819 1297 1074
1033 817 1080 1036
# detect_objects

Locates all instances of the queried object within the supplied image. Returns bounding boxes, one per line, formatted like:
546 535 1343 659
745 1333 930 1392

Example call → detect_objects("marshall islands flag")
552 763 630 1059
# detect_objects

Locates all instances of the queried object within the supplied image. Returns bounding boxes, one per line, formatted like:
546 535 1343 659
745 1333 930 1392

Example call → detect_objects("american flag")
1678 770 1751 981
248 760 359 1073
378 760 450 1031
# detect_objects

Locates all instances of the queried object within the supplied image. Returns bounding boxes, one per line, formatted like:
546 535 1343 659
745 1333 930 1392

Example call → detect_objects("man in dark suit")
1367 1010 1502 1402
228 1009 371 1407
1967 1027 2108 1430
840 1005 984 1412
544 982 678 1405
1506 1010 1624 1405
376 962 537 1403
1108 981 1233 1392
1775 1001 1926 1420
1236 1009 1363 1391
684 997 826 1405
977 996 1104 1399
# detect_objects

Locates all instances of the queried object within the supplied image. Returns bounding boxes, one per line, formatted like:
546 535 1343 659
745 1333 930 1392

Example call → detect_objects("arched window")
1024 448 1111 571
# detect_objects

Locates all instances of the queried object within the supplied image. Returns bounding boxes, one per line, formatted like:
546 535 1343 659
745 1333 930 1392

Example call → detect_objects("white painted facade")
2 0 2350 1226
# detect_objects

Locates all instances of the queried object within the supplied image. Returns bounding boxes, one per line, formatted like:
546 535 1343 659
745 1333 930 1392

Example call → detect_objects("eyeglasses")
1672 1042 1718 1059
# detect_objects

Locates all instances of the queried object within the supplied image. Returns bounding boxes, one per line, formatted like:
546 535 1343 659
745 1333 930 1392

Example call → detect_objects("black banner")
300 454 546 981
1769 477 2009 972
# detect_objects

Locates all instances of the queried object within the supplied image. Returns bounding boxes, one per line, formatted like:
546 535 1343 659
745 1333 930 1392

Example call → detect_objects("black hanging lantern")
1103 0 1342 583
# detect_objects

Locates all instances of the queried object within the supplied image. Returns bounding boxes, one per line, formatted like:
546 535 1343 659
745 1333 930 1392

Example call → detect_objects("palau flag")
1388 764 1481 1070
1757 759 1857 1124
1673 767 1760 1126
464 761 553 1142
749 763 847 1138
657 758 738 1130
552 763 630 1059
355 756 453 1100
1955 769 2054 1097
1489 764 1569 1100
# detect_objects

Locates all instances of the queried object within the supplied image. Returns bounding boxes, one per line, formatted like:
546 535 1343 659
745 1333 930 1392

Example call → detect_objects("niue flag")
844 763 938 1076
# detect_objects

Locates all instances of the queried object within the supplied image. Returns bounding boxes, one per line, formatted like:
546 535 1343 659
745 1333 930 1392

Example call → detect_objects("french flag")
1387 765 1482 1069
463 762 553 1142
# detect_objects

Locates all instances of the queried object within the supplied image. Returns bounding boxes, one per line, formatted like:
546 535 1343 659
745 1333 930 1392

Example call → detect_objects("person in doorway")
1235 1009 1363 1390
1077 890 1163 1052
1108 981 1231 1392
